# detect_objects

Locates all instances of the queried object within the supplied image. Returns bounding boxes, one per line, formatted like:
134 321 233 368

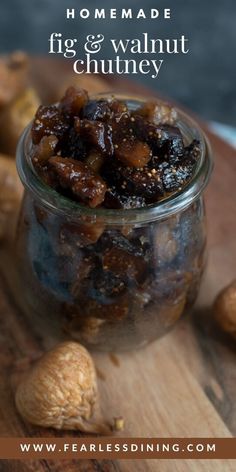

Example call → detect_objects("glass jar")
16 97 212 351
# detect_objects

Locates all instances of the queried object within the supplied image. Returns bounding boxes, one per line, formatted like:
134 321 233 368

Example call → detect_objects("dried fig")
213 280 236 338
0 153 23 241
15 341 109 433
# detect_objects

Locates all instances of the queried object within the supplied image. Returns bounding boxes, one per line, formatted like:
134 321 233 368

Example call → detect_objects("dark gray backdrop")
0 0 235 125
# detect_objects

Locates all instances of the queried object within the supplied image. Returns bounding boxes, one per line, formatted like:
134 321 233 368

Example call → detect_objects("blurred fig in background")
0 153 23 242
213 280 236 339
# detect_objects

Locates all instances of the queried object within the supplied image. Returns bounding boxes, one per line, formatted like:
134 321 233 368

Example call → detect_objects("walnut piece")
213 280 236 338
15 341 109 433
113 416 125 432
134 100 178 125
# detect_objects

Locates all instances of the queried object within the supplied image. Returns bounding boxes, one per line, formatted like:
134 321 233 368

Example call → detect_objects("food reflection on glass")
16 87 212 350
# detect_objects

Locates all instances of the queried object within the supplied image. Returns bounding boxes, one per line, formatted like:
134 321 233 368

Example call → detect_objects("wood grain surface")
0 57 236 471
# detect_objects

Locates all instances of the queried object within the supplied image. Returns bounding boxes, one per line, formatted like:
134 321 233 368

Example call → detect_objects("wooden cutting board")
0 57 236 471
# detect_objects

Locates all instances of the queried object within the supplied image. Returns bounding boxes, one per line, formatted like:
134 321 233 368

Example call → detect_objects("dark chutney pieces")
31 87 200 208
16 88 212 350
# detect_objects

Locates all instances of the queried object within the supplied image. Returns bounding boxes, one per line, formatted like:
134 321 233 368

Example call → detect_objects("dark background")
0 0 235 125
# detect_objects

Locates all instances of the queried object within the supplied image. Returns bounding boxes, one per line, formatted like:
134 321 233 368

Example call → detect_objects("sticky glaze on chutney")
31 87 200 209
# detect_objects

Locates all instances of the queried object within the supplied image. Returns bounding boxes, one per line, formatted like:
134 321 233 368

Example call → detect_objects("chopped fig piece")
48 157 107 208
114 140 152 168
104 187 146 209
66 316 105 344
121 167 164 200
60 221 105 248
154 225 178 265
105 164 164 201
97 230 149 258
85 151 104 173
32 105 69 144
77 221 105 244
70 255 96 296
75 119 113 156
60 127 87 160
111 112 135 148
83 98 128 122
60 86 88 118
134 115 163 144
83 99 113 121
159 158 196 193
134 117 184 157
109 99 128 116
91 269 126 299
103 247 148 283
184 139 201 161
160 126 184 162
85 297 129 320
32 135 58 165
134 101 177 125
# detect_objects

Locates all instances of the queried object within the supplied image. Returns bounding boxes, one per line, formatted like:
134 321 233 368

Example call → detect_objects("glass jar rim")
16 94 213 225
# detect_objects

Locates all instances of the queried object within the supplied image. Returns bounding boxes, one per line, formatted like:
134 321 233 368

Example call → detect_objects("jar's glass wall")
16 96 212 351
16 191 206 350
